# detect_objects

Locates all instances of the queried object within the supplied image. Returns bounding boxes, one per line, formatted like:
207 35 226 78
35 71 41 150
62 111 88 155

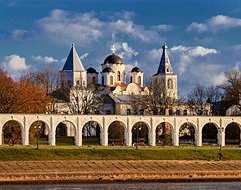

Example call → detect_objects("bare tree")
131 79 177 115
68 85 102 114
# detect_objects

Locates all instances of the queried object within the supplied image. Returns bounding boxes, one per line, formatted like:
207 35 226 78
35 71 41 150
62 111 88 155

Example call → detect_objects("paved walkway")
1 160 241 183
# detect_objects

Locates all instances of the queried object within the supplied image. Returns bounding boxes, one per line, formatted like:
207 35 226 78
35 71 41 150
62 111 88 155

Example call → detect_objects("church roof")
62 44 85 72
131 66 142 73
103 54 123 64
102 67 114 73
87 67 98 74
155 43 173 75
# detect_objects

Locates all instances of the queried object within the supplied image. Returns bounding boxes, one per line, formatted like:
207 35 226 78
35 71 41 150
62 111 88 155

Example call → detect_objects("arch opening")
179 123 195 145
225 122 241 145
156 122 173 146
202 123 218 145
82 121 101 145
132 122 149 146
56 121 76 146
2 120 22 145
108 121 125 146
29 120 49 145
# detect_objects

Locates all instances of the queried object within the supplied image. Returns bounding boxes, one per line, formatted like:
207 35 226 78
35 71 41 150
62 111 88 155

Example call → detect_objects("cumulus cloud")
36 9 163 45
32 55 59 64
1 55 29 80
113 42 138 61
187 15 241 32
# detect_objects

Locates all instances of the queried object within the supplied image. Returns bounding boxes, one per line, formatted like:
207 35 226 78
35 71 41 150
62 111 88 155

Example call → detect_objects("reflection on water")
1 182 241 190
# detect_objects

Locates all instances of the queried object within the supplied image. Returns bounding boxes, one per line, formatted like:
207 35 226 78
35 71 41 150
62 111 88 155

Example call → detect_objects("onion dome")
103 54 123 64
131 66 142 73
102 67 114 73
87 67 98 74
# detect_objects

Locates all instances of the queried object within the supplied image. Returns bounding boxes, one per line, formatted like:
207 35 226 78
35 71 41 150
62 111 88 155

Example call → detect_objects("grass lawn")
0 145 241 161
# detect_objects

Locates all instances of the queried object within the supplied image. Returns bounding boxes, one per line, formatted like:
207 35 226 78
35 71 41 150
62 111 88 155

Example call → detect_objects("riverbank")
1 160 241 184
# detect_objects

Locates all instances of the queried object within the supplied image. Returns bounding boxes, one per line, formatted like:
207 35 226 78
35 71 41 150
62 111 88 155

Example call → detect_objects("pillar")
22 128 29 146
172 130 179 146
196 128 202 146
126 118 132 146
149 126 156 146
100 124 108 146
49 131 56 146
75 126 82 146
0 128 2 145
218 131 225 147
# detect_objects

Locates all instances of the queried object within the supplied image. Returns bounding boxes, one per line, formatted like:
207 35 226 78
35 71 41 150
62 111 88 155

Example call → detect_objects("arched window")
130 76 132 83
102 76 104 85
92 77 96 84
167 78 173 89
118 71 121 81
110 76 113 85
138 76 141 85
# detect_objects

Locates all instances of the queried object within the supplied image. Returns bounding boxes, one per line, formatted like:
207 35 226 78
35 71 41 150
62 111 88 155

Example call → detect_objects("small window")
106 110 111 114
183 110 187 115
76 80 80 86
110 76 113 85
139 109 144 115
176 110 180 116
169 109 173 116
138 76 141 85
92 77 96 84
127 109 131 115
118 71 121 81
130 76 132 83
102 76 104 85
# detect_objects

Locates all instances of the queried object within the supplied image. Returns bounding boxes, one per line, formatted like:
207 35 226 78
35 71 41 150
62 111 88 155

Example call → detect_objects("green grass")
0 146 241 161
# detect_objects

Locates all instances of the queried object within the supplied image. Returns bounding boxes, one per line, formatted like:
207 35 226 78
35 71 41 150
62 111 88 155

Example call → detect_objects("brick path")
1 160 241 183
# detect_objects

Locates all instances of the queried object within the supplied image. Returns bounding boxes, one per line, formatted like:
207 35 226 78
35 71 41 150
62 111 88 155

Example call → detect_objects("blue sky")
1 0 241 97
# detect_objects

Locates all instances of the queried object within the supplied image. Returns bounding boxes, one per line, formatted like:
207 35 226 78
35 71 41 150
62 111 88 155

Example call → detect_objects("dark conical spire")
156 43 173 75
62 44 85 71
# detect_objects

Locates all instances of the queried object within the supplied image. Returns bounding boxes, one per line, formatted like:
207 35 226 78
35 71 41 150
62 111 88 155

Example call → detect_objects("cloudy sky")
1 0 241 96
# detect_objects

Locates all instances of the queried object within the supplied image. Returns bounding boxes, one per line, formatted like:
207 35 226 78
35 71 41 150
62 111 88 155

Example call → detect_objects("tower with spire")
61 44 87 87
152 43 178 99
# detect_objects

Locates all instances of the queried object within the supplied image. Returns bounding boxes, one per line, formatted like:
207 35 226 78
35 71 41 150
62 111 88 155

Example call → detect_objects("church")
57 43 210 116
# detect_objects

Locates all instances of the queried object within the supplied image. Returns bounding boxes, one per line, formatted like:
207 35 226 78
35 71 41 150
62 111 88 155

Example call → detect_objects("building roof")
62 44 85 72
102 67 114 73
103 54 123 64
87 67 98 74
131 66 142 73
154 43 173 75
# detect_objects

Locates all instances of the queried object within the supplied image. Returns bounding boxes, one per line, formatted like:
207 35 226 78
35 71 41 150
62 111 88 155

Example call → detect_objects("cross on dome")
134 61 139 67
111 45 117 54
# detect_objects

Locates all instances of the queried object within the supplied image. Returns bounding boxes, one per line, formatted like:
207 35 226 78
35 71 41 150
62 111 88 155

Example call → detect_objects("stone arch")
82 120 101 145
155 122 174 146
55 120 76 146
108 121 126 146
138 76 141 85
179 122 196 145
132 121 149 146
2 120 23 145
225 122 241 145
29 120 50 145
202 122 218 145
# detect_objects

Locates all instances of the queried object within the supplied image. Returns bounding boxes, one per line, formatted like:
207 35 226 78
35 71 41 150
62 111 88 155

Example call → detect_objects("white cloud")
36 9 163 45
80 53 89 60
32 55 58 64
1 55 29 80
187 15 241 32
212 72 226 86
151 24 173 32
11 29 27 40
113 42 138 60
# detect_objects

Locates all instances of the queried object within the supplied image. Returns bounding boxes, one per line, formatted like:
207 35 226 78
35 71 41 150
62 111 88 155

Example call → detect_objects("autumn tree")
0 70 17 113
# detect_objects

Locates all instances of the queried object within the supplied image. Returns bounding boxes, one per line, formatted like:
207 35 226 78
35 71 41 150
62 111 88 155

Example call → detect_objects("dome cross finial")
134 61 139 67
111 45 117 54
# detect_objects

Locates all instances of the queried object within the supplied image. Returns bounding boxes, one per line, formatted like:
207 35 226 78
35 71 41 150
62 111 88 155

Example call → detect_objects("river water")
1 182 241 190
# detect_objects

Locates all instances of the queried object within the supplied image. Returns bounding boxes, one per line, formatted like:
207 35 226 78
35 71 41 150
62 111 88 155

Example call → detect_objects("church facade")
58 43 210 116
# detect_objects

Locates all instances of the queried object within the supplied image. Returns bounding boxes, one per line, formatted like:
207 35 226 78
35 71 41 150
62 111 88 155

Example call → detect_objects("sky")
1 0 241 97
